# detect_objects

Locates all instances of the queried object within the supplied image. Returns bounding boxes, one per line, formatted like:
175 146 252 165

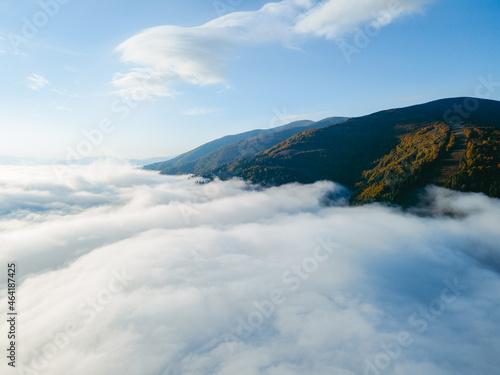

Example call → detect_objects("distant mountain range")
146 98 500 205
143 117 347 172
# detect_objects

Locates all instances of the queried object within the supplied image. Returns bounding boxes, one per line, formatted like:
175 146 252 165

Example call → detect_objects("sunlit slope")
211 98 500 203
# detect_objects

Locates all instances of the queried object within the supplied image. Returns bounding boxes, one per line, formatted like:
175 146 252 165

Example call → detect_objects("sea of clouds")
0 163 499 375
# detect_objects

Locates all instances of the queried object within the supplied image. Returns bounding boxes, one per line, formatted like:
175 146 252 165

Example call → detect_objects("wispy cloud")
27 74 49 91
113 0 434 98
279 110 334 123
183 107 222 116
295 0 433 39
41 44 85 56
52 88 80 98
55 105 71 112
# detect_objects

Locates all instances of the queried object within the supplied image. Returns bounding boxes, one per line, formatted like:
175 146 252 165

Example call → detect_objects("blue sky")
1 0 499 159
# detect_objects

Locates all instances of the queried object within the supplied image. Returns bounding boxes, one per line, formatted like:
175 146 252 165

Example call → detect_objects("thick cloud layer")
0 164 499 375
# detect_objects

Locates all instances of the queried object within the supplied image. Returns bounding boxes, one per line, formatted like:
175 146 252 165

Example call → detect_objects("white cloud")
27 73 49 91
52 88 80 98
183 107 222 116
111 66 181 98
0 163 499 375
113 0 434 98
295 0 432 39
55 105 71 112
278 110 333 123
112 0 306 98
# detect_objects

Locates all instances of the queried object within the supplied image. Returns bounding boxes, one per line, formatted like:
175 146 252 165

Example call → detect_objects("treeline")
446 127 500 198
353 123 449 204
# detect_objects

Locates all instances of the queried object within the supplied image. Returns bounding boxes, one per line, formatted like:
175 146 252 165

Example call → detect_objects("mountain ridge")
158 117 348 176
143 117 347 172
208 97 500 204
145 97 500 205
